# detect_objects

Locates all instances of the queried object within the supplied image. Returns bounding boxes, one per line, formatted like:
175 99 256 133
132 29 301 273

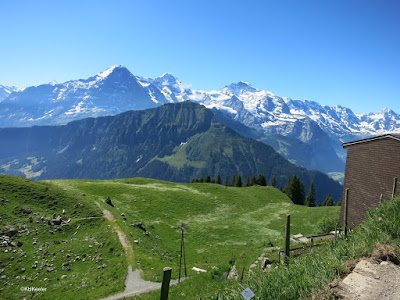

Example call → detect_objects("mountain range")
1 65 399 175
0 85 19 102
0 101 342 204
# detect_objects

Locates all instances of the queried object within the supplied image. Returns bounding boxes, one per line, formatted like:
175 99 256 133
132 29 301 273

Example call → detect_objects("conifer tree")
270 176 277 187
284 175 305 205
234 174 243 187
216 174 222 185
224 176 230 186
256 174 267 186
322 194 334 206
245 177 251 187
251 175 257 186
305 181 316 207
204 175 211 183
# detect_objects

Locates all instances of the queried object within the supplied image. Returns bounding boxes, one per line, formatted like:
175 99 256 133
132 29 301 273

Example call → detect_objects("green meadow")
1 175 340 299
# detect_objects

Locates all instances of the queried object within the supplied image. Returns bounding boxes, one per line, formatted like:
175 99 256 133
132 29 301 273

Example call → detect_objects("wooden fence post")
240 266 245 282
380 194 383 205
160 267 172 300
334 223 338 245
178 223 187 283
285 214 290 264
344 188 349 236
392 178 398 200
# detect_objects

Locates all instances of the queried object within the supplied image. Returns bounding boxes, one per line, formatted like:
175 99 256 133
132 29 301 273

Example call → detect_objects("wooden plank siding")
340 134 400 228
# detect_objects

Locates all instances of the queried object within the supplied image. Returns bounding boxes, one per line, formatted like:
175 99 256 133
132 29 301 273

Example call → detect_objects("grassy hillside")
49 178 339 296
0 175 127 300
203 197 400 300
0 175 340 299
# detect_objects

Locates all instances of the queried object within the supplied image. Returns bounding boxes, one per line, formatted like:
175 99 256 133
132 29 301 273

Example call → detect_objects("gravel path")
101 266 187 300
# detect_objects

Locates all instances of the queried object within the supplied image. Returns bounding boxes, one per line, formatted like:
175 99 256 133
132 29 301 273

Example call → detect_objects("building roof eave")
343 134 400 148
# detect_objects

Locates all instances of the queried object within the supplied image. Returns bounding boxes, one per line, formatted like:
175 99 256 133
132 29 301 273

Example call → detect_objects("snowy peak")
153 72 185 88
376 108 395 116
0 85 19 101
223 81 258 95
151 72 192 103
95 65 133 81
157 72 179 84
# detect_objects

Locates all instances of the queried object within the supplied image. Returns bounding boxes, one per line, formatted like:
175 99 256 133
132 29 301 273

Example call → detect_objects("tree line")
191 173 339 207
191 174 273 187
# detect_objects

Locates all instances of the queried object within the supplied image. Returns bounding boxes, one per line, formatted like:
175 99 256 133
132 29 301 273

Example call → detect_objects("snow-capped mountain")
0 65 171 127
0 85 20 102
1 65 399 175
146 72 192 103
183 81 400 142
149 78 400 172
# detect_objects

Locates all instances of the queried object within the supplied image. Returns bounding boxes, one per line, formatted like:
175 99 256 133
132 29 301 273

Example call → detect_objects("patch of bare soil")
316 244 400 300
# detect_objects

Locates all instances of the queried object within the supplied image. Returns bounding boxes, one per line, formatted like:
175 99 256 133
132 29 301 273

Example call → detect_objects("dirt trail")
95 202 133 260
96 202 187 300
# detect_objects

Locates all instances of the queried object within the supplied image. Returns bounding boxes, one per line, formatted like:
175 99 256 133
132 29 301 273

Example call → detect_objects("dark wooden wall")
340 137 400 228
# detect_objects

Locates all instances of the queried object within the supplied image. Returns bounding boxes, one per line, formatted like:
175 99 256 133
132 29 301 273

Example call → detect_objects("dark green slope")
0 101 341 204
138 122 341 204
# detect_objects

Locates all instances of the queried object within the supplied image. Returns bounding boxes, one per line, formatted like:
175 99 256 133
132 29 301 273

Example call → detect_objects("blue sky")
0 0 399 113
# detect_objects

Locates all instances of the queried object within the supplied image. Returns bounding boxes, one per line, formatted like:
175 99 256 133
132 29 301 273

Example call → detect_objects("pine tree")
251 175 257 186
224 176 230 186
245 177 251 187
270 176 277 187
234 174 243 187
284 175 305 205
305 181 316 207
337 198 342 206
322 194 334 206
204 175 211 183
256 174 267 186
216 174 222 185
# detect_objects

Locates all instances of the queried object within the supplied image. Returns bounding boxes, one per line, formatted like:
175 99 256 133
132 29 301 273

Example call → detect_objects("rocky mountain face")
1 66 398 174
0 101 342 204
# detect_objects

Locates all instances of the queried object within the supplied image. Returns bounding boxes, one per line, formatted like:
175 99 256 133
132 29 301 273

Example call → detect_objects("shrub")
316 216 338 234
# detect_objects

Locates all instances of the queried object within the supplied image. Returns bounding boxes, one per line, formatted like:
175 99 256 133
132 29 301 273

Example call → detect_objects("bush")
316 216 338 234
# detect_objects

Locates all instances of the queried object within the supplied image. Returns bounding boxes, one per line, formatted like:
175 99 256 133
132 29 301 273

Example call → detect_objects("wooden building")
340 134 400 228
